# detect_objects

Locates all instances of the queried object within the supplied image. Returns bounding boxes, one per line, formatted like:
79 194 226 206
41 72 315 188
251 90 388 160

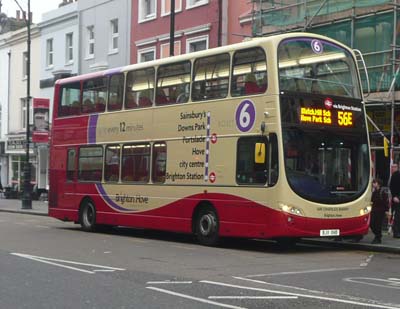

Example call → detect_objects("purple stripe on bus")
96 184 131 212
104 67 122 76
88 114 99 144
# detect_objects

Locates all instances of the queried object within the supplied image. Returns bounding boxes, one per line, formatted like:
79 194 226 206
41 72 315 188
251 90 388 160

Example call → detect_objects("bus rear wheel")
195 207 219 246
80 200 97 232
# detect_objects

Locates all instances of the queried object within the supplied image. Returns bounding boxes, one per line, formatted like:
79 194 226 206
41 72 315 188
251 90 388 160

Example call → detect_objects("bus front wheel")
80 200 97 232
195 207 219 246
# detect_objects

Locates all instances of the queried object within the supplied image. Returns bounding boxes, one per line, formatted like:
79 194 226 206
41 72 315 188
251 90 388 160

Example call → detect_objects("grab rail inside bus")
353 49 370 98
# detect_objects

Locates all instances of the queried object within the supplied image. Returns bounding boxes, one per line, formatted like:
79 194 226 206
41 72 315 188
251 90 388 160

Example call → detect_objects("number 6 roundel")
236 99 256 132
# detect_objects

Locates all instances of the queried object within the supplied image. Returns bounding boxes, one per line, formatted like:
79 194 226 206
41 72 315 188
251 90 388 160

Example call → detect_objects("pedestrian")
389 164 400 238
370 179 389 244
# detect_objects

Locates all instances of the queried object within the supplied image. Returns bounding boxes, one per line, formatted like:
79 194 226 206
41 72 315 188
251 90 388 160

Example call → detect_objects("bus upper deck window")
59 82 81 117
108 74 124 111
192 53 230 102
232 47 267 97
126 68 155 109
82 77 107 113
156 61 191 105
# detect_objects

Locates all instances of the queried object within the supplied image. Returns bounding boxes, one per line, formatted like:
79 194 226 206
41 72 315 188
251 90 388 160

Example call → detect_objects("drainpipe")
6 49 10 185
218 0 222 46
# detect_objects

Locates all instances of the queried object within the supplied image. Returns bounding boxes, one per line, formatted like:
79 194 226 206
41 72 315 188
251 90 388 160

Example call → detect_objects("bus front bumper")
274 212 370 238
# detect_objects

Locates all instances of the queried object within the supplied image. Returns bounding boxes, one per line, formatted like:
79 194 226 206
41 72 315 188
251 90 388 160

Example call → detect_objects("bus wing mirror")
255 143 266 164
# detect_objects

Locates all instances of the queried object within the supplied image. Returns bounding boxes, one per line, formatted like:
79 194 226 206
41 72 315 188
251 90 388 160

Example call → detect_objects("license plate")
320 229 340 237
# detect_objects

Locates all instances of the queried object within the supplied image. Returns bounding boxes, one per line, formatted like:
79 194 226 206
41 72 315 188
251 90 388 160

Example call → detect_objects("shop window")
232 47 267 97
192 53 230 101
78 146 103 182
152 142 167 183
121 143 150 182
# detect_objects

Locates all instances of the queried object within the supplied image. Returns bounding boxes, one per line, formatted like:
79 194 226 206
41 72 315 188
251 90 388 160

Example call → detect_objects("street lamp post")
15 0 32 209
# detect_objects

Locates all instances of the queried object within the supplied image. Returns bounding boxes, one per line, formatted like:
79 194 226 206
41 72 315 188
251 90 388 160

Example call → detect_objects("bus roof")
56 32 349 85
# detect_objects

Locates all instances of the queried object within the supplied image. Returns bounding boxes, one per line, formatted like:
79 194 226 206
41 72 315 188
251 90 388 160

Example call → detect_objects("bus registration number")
320 229 340 237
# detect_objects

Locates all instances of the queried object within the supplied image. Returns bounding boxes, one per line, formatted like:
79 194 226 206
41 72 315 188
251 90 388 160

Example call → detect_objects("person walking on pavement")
389 163 400 238
370 178 389 244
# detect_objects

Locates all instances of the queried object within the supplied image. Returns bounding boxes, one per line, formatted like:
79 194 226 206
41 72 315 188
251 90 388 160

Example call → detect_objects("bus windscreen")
278 38 361 99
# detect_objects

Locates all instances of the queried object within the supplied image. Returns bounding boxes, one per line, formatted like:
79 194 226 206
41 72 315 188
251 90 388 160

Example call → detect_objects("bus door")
63 148 78 209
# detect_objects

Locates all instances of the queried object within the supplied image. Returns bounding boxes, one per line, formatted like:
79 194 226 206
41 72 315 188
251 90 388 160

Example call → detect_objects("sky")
1 0 60 23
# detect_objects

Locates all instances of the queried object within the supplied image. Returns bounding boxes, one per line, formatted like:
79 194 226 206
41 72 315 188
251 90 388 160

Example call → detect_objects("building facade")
78 0 131 73
37 1 79 192
4 25 41 192
0 31 11 188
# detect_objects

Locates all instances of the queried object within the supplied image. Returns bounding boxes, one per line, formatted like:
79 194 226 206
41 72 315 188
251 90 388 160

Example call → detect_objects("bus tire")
195 206 219 246
80 199 97 232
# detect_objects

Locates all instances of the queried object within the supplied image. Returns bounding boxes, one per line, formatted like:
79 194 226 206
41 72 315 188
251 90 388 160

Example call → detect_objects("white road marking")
203 279 400 309
147 281 193 284
35 225 50 229
209 296 298 300
360 255 374 267
245 267 361 278
344 277 400 289
171 245 197 251
11 253 125 275
146 287 245 309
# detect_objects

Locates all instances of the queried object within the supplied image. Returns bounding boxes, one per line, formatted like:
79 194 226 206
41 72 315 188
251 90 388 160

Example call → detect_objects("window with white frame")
139 0 156 22
87 26 95 58
161 0 182 16
160 41 181 58
22 51 28 79
186 35 208 53
46 38 54 67
186 0 208 9
21 98 32 130
65 33 73 64
109 19 119 52
138 47 156 63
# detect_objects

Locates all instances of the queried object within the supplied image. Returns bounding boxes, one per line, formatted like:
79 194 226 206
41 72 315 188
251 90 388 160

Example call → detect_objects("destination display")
300 107 354 127
281 96 364 129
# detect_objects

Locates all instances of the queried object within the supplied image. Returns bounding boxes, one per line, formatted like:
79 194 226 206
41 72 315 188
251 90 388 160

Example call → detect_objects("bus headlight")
279 203 304 216
360 206 372 216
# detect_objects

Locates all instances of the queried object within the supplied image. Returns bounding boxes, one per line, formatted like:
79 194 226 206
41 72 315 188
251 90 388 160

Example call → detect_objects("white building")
4 25 41 192
37 1 79 192
0 30 11 188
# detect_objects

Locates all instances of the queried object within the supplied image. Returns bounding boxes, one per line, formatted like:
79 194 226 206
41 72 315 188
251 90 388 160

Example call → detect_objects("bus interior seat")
82 99 94 113
125 91 137 108
156 89 169 105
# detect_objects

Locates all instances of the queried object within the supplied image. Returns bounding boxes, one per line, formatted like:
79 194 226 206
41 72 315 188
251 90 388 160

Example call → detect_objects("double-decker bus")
49 33 371 245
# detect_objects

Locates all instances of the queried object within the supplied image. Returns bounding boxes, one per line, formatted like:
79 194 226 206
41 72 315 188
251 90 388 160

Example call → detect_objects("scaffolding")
251 0 400 182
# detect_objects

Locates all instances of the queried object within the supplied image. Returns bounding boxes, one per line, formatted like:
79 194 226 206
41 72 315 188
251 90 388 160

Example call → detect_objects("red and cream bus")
49 33 371 245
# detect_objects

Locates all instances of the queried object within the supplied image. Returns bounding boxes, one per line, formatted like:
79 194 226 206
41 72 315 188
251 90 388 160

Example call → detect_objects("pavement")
0 197 399 254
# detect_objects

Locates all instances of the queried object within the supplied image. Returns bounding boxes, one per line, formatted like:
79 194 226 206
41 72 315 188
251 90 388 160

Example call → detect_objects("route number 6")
236 100 255 132
311 39 323 54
